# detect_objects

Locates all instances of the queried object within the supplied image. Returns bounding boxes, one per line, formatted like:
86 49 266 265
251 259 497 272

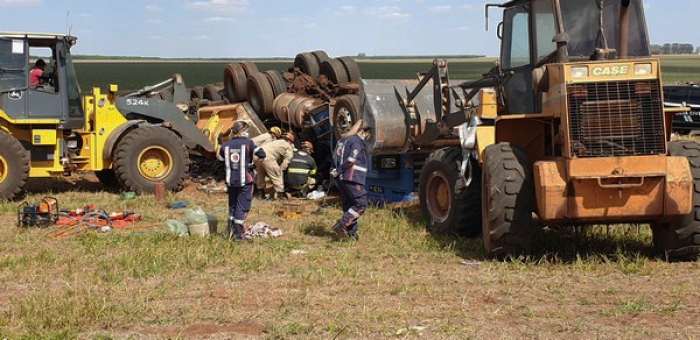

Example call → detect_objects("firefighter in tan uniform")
255 132 295 199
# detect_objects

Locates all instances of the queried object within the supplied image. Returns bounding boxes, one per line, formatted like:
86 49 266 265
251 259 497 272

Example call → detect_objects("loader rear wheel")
224 64 248 102
113 126 189 193
295 52 320 78
247 72 275 117
321 59 350 84
263 70 288 97
651 141 700 261
338 57 362 83
0 132 29 200
419 148 481 236
482 143 535 258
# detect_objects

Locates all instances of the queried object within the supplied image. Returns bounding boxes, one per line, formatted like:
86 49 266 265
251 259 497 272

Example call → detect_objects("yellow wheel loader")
0 33 214 199
348 0 699 260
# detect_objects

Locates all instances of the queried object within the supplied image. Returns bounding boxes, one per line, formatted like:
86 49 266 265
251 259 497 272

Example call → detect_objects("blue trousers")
228 184 253 226
336 181 368 236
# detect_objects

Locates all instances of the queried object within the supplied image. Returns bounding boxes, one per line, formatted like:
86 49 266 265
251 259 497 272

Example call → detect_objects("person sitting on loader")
255 132 295 200
29 59 46 88
285 141 318 197
331 121 371 240
218 121 266 240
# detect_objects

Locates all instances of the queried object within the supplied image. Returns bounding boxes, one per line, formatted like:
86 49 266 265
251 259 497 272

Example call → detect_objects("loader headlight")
571 66 589 80
634 63 653 76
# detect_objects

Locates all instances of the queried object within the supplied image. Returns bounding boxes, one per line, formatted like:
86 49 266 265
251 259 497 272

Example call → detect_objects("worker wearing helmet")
284 141 318 197
255 132 295 199
218 121 266 240
269 126 283 140
331 121 371 240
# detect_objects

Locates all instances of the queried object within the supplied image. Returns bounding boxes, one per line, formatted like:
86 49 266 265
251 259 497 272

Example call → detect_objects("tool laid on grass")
17 197 59 228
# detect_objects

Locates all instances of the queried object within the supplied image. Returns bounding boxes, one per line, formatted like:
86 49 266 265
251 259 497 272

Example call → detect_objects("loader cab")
497 0 651 114
0 33 84 129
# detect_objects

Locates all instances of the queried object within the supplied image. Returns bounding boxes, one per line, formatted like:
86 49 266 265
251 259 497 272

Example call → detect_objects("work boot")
227 220 236 240
332 223 349 239
232 224 250 241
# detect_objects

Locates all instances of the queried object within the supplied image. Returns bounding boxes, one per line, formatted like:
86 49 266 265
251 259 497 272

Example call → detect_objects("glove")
330 168 339 178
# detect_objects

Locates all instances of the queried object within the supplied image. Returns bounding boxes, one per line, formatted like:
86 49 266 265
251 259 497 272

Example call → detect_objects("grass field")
0 178 699 338
74 56 700 91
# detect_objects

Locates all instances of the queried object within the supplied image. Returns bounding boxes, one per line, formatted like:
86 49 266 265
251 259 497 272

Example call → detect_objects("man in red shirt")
29 59 46 88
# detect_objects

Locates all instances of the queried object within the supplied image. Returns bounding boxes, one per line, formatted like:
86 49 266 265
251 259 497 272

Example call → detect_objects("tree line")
651 43 698 55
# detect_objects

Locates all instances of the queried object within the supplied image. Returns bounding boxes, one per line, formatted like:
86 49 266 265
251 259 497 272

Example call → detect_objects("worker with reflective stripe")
218 121 266 240
285 141 317 196
256 132 295 200
331 121 371 239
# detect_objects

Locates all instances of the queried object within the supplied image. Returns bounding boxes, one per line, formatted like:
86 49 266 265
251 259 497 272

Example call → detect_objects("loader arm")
115 96 215 153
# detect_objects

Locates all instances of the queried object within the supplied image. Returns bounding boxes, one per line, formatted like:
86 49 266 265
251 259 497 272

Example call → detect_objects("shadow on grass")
528 225 655 263
24 177 116 195
393 204 658 263
301 223 337 239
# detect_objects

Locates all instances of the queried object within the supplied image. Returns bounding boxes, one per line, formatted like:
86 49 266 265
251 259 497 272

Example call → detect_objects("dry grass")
0 177 699 339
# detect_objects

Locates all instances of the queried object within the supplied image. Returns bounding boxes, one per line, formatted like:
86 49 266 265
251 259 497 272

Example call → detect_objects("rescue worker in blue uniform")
218 121 266 240
331 121 371 240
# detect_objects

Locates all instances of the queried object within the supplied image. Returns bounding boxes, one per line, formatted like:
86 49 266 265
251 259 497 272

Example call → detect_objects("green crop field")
73 56 700 91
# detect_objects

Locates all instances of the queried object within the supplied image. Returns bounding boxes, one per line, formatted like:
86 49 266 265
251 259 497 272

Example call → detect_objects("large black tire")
419 148 481 236
203 85 223 101
0 132 29 200
95 169 121 189
338 57 362 83
113 126 189 193
263 70 288 97
240 62 259 77
311 50 330 65
247 72 275 116
224 64 248 102
333 95 362 136
651 141 700 261
294 52 320 78
320 59 350 84
482 143 536 258
190 86 204 101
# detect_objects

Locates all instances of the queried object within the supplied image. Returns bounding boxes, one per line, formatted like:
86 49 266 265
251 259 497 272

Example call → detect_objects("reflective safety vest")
285 151 317 189
334 135 369 185
218 137 266 187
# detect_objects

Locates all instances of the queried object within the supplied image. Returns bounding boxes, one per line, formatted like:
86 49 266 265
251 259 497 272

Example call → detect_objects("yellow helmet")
270 126 283 138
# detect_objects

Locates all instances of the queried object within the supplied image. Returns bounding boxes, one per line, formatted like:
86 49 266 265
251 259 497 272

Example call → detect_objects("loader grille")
567 80 666 158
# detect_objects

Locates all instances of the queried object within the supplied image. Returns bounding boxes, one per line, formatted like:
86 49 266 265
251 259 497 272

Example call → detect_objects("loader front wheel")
651 141 700 261
419 148 481 236
113 126 189 193
482 143 535 258
0 132 29 200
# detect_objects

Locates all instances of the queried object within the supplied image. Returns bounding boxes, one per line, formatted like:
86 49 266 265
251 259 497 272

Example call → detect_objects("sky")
0 0 697 58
